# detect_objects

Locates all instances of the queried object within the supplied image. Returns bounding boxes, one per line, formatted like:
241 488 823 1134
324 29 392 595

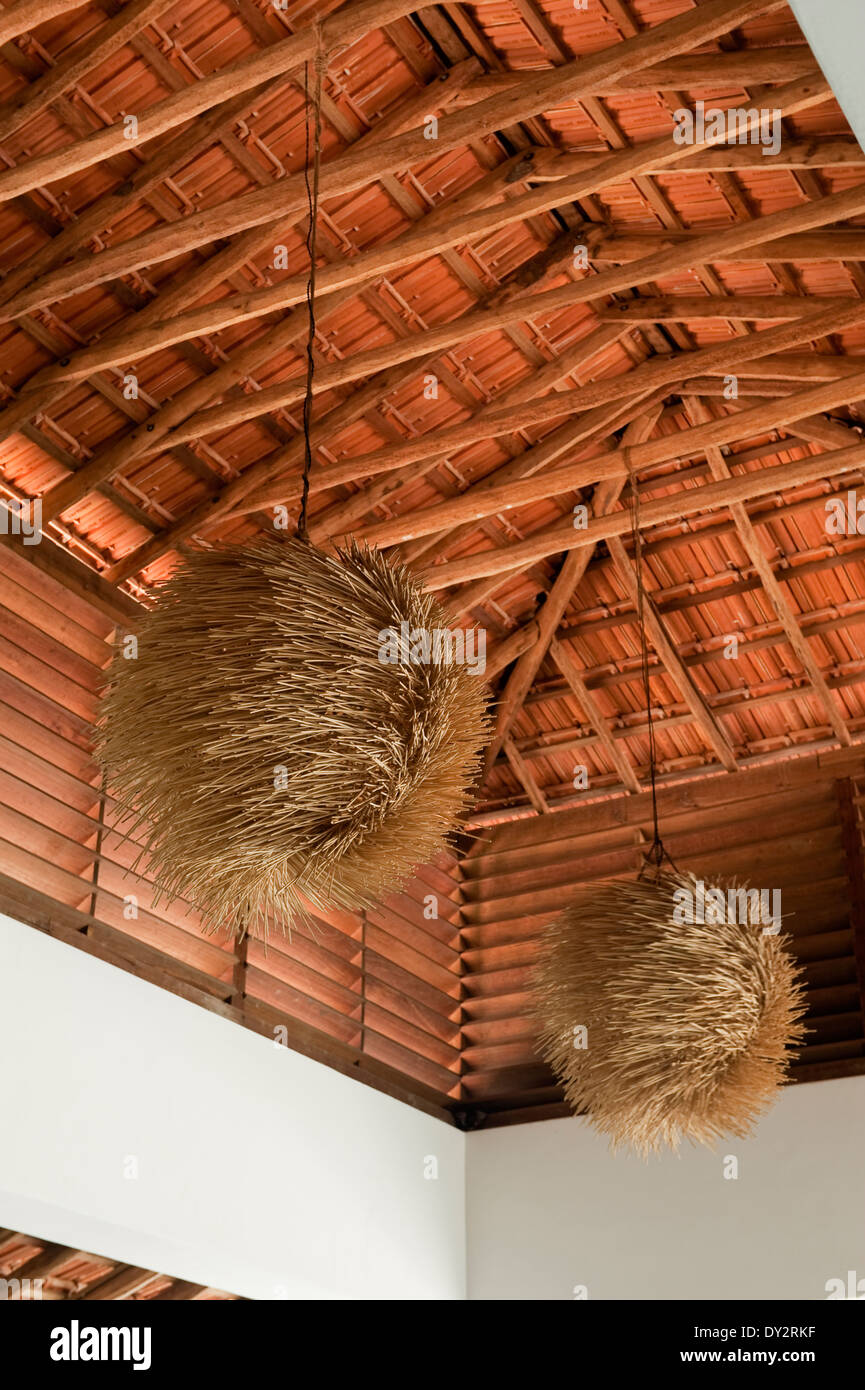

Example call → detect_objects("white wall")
790 0 865 150
4 908 864 1302
0 912 465 1300
466 1082 865 1300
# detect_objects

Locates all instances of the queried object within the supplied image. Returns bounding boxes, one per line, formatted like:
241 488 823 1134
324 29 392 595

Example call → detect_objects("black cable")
628 455 677 881
297 32 324 542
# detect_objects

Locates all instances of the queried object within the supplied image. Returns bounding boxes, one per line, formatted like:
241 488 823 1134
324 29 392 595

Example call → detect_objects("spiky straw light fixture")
98 536 488 937
531 458 805 1154
97 47 486 938
534 874 806 1155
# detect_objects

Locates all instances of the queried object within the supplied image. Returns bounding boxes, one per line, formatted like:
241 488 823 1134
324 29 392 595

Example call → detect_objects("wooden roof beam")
607 534 739 772
549 638 643 793
479 408 662 779
312 343 644 549
0 0 424 200
0 1 782 203
146 286 631 447
425 434 865 592
0 86 277 315
510 609 865 744
0 0 409 319
502 736 550 814
0 0 176 146
0 0 87 46
484 622 540 683
15 71 830 379
0 16 472 497
169 340 862 485
225 196 865 510
683 396 851 747
2 58 483 440
335 310 865 548
588 227 865 264
106 307 630 586
36 198 572 528
84 98 835 578
237 299 865 532
0 14 813 324
481 550 600 782
79 1266 159 1301
598 295 862 322
524 137 865 177
455 46 818 97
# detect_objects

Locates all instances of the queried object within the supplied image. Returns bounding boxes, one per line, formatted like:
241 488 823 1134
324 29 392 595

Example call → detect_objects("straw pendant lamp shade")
98 536 488 938
533 872 806 1155
531 465 805 1154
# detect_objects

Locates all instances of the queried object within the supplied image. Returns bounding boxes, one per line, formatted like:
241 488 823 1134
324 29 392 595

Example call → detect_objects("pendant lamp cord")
297 27 325 543
628 454 677 881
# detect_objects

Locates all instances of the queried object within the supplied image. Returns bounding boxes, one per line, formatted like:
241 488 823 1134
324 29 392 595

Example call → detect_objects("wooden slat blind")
460 751 865 1123
4 537 865 1128
0 544 461 1120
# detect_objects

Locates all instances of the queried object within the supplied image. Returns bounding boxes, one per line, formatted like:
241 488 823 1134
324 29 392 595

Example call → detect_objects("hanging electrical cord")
627 453 678 881
297 25 325 543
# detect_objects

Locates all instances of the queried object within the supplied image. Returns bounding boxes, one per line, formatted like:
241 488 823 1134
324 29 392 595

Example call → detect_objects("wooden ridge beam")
0 0 423 200
0 0 176 146
0 8 809 323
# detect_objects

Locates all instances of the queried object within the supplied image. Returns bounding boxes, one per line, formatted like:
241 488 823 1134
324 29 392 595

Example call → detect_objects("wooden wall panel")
0 546 462 1121
458 750 865 1122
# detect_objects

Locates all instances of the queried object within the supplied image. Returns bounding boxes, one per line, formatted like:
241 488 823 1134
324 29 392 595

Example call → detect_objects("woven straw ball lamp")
98 537 488 938
533 872 806 1155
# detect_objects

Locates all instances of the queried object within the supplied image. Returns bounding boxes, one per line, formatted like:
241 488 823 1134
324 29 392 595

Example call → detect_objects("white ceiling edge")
789 0 865 152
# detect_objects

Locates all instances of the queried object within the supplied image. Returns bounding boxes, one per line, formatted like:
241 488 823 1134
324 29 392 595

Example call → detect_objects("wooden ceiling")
3 0 865 1125
0 1227 242 1299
